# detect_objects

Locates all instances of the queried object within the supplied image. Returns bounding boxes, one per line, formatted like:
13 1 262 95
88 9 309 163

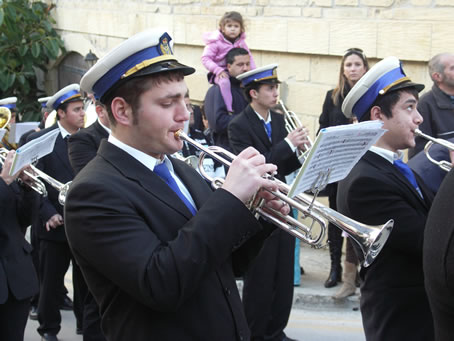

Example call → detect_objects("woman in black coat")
318 48 369 294
0 150 39 341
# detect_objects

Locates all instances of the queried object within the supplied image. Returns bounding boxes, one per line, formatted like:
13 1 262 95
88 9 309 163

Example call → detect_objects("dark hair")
219 11 244 33
104 71 185 127
332 48 369 106
226 47 249 65
244 82 261 102
359 87 420 122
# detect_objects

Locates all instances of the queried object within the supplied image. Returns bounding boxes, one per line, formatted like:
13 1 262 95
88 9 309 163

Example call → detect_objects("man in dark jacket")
27 84 86 341
338 56 434 341
204 47 250 150
228 64 308 341
409 52 454 157
64 29 290 341
0 150 39 341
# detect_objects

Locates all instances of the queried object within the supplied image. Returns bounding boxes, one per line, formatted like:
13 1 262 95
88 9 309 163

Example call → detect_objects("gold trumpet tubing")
198 151 326 246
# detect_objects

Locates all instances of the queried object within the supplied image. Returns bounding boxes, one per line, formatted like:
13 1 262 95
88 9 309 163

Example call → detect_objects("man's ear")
111 97 132 126
57 108 65 120
250 89 258 100
432 71 442 84
370 106 382 121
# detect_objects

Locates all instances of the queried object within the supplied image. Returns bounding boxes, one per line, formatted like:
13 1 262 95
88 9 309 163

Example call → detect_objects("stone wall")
49 0 454 137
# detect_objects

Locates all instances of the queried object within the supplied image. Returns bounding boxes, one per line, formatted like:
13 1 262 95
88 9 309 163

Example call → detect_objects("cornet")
174 129 393 267
278 100 313 161
0 148 70 205
414 129 454 172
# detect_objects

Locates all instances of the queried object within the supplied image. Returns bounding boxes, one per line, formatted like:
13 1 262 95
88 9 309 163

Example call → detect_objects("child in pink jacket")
201 11 256 112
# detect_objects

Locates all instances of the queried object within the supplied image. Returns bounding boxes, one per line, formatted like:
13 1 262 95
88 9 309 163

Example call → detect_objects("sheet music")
288 121 386 197
8 122 40 143
0 128 6 141
9 129 59 175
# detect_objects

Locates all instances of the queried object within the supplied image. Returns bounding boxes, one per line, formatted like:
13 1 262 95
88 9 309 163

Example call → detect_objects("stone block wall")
50 0 454 138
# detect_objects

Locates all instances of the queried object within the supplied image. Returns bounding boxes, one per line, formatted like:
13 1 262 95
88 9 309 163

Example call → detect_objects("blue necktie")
263 121 272 141
154 163 197 215
393 159 423 198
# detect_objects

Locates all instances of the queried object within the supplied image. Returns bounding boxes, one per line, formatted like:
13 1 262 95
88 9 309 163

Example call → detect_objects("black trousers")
0 288 30 341
242 227 295 341
83 291 107 341
37 239 84 336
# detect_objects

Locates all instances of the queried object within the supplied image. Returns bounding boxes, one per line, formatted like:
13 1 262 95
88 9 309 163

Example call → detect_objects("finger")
46 223 50 232
237 146 261 160
254 163 277 177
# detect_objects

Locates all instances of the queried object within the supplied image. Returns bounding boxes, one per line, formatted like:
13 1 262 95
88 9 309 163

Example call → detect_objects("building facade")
47 0 454 137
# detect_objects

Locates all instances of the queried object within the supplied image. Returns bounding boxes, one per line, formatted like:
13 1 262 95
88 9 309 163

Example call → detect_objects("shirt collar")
108 134 173 172
369 145 404 164
57 121 71 139
98 118 111 134
253 109 271 123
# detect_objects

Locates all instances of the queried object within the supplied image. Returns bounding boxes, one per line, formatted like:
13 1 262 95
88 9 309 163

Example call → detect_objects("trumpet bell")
0 107 11 129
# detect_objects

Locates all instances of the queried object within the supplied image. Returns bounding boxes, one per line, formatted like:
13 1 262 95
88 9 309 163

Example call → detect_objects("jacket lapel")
98 141 194 219
54 134 75 177
244 105 272 148
363 152 430 210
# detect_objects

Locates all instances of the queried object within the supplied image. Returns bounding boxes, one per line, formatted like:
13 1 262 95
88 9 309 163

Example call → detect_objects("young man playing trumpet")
228 64 308 341
338 56 434 341
64 29 290 341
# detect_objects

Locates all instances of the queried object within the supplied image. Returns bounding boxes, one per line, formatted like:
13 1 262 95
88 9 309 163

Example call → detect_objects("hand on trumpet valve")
258 189 291 215
18 165 36 187
46 213 64 231
287 126 309 151
222 146 278 203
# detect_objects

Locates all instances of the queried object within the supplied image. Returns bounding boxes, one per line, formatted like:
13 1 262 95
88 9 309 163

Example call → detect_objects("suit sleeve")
65 177 264 311
318 91 332 133
339 174 427 258
68 133 97 175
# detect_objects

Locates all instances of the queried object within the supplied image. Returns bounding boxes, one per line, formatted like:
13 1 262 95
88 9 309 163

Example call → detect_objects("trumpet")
175 129 393 267
278 100 313 161
414 129 454 172
0 107 17 150
0 148 70 205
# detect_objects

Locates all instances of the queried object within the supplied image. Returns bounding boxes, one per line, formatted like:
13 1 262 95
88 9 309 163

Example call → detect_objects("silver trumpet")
0 148 71 205
415 129 454 172
278 100 313 161
175 130 393 267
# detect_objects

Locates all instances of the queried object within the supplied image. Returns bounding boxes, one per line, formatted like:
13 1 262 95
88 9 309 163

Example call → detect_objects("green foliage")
0 0 65 121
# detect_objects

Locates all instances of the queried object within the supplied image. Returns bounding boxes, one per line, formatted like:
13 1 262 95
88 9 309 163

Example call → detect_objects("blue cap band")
242 68 276 87
352 67 406 120
53 90 82 110
93 33 174 99
0 103 16 109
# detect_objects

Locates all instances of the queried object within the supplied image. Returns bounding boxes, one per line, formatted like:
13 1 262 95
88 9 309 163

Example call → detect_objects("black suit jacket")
0 178 39 304
228 104 301 180
337 151 434 341
68 120 109 175
27 123 75 242
64 140 274 341
424 169 454 341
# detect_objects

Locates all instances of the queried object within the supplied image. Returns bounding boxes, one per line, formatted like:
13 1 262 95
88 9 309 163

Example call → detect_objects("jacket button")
225 287 231 295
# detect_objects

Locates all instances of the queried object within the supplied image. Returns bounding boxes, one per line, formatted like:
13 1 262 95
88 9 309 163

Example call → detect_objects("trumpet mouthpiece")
174 129 183 139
